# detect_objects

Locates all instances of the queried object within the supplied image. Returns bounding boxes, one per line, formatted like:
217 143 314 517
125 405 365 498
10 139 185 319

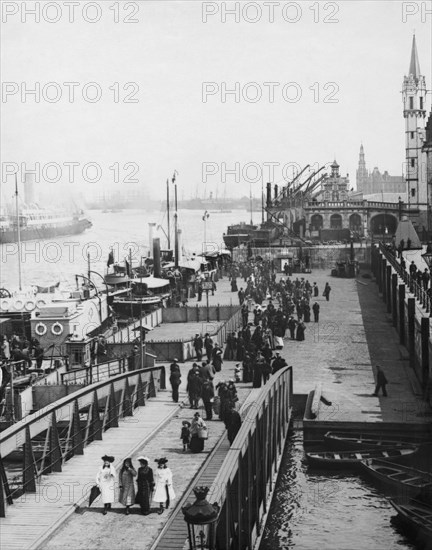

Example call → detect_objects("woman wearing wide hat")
118 457 137 515
153 458 175 514
135 456 154 515
96 455 116 515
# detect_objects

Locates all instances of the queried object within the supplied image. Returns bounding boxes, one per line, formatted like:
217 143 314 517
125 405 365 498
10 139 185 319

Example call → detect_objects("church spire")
408 34 421 79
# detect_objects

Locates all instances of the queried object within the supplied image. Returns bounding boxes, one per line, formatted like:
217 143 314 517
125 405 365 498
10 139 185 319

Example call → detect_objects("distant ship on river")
0 206 92 244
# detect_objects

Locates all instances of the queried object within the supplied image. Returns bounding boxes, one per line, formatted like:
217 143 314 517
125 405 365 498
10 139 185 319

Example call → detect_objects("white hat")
137 456 149 463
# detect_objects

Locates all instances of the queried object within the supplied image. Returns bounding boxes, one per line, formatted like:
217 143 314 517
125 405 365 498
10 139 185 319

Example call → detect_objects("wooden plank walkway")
0 391 181 550
40 365 256 550
152 389 261 550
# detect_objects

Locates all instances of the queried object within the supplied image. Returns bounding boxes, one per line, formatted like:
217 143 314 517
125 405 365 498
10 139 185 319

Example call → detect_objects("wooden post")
381 258 387 302
421 317 430 389
407 298 415 367
90 391 103 441
399 284 405 345
392 274 398 326
72 400 84 455
136 374 146 407
107 383 119 429
386 266 392 313
122 378 133 417
0 456 13 517
23 426 36 493
49 411 62 472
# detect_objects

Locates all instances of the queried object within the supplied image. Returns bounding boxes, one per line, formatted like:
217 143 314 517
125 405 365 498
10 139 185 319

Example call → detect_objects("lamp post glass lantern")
182 486 220 550
422 252 432 270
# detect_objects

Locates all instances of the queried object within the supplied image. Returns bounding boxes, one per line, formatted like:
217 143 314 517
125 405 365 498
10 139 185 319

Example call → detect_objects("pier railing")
378 243 431 314
210 366 293 549
0 365 165 517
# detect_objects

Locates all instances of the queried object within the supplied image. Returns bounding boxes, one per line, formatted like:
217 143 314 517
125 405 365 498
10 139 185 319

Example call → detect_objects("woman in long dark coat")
189 412 206 453
296 321 306 341
135 457 154 515
119 457 137 514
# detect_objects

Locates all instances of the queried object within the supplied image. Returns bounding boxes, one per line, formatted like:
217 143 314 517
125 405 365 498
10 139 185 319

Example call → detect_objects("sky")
1 0 431 204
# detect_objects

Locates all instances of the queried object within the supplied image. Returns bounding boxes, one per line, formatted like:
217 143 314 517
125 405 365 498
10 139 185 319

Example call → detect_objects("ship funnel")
266 182 272 207
148 223 156 257
153 238 161 277
274 185 278 200
24 172 36 204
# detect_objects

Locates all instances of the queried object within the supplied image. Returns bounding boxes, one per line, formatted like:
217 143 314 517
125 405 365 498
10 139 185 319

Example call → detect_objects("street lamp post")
202 211 209 253
182 486 220 550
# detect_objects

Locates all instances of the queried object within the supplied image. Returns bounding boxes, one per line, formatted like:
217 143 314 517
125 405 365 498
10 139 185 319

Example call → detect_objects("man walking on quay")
312 302 320 322
193 333 203 361
323 282 331 301
372 365 388 397
169 358 181 403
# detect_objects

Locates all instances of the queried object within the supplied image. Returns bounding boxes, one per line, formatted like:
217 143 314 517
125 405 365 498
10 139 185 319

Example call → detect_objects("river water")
260 431 421 550
0 208 253 291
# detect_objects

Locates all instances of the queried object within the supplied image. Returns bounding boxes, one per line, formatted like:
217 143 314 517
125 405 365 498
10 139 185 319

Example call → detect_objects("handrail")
0 365 164 451
207 366 293 548
379 243 431 314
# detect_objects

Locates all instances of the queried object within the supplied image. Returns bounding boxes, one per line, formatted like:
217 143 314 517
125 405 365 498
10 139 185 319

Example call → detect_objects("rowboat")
360 459 432 499
306 446 418 468
389 498 432 548
323 431 426 450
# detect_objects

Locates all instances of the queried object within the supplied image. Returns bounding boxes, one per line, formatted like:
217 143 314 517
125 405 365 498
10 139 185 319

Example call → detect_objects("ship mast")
15 174 22 290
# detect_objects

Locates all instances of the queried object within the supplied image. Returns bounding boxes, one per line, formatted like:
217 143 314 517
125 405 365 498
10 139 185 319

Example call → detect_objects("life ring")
35 322 47 336
0 298 10 311
14 300 24 311
51 322 64 336
25 300 36 312
36 299 47 309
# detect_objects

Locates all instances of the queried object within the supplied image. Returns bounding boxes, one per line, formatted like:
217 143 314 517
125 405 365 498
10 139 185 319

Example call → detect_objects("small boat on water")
389 498 432 548
306 446 418 468
323 431 427 450
360 459 432 499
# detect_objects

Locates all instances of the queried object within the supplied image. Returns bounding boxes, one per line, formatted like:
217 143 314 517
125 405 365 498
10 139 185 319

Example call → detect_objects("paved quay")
276 268 430 423
42 359 252 550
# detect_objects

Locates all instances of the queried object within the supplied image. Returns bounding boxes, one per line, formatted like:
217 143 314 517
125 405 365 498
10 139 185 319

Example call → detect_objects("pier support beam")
381 259 387 302
399 284 405 345
421 317 430 389
386 265 392 313
407 298 415 367
392 274 398 326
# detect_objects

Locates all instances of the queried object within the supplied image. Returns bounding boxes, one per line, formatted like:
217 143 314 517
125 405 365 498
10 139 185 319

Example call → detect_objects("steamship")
0 206 92 244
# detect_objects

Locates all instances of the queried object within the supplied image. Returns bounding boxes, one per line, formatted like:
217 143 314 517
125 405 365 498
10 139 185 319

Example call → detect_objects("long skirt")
189 434 204 453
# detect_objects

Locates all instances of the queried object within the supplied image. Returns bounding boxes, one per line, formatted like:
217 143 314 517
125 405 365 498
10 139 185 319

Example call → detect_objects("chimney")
153 238 161 278
274 185 278 199
24 172 36 204
266 182 272 207
148 223 156 257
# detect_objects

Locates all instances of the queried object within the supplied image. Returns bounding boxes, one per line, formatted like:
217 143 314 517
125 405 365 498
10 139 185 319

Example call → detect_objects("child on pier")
181 421 191 452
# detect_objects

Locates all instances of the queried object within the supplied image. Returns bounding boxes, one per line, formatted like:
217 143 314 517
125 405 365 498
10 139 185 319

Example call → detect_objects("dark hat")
155 457 168 465
101 455 115 463
182 421 191 427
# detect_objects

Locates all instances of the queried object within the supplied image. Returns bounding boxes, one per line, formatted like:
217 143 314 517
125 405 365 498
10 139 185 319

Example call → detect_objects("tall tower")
402 34 427 213
356 144 368 192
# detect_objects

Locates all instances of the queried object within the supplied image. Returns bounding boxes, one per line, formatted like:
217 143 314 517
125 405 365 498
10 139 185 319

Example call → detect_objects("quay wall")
372 245 432 405
233 245 371 268
161 304 239 323
147 308 242 362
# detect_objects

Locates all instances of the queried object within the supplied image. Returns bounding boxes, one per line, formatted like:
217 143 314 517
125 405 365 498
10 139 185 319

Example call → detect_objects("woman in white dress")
153 457 175 514
96 455 117 515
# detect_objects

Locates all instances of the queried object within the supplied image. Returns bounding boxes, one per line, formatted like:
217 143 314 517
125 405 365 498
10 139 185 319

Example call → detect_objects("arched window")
310 214 323 231
330 214 342 229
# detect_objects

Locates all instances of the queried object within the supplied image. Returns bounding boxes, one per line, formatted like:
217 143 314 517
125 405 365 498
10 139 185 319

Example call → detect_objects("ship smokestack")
148 223 156 257
24 172 36 204
153 238 161 277
266 182 272 208
274 185 278 200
